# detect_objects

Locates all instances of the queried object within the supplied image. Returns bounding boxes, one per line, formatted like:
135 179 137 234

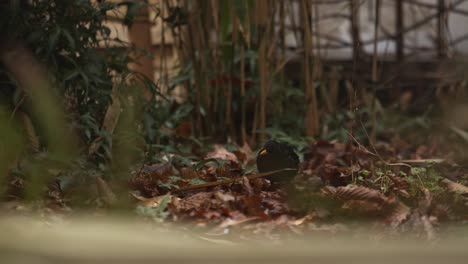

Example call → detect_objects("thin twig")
346 131 377 157
346 127 412 168
171 168 296 193
9 94 26 122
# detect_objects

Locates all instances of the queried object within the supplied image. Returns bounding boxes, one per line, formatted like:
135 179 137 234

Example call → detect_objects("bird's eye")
259 149 268 156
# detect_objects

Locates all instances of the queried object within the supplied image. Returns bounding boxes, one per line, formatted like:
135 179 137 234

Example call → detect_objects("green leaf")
168 175 183 182
172 104 193 122
451 126 468 143
48 27 61 52
99 2 118 12
135 194 171 220
79 71 90 88
169 72 192 88
189 178 207 185
63 70 80 82
157 179 179 190
62 29 76 50
410 167 426 175
195 158 219 170
121 1 144 26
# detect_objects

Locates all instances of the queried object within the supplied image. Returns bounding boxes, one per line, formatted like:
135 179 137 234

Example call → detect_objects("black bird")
256 140 299 183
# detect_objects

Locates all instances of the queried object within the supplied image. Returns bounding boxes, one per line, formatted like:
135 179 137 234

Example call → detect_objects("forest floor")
3 128 468 243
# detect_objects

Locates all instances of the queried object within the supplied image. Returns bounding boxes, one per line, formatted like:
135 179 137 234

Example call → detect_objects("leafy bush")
0 0 176 162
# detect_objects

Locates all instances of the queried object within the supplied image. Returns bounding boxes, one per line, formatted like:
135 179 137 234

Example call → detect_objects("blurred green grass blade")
0 108 24 196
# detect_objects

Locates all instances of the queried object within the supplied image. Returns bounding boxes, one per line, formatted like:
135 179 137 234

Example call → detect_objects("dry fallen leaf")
206 145 238 162
335 186 387 204
217 216 258 229
141 163 174 179
242 177 254 196
234 142 255 165
440 178 468 196
175 121 192 138
291 214 314 226
138 194 178 208
214 191 235 203
418 188 433 214
178 192 215 211
384 196 411 227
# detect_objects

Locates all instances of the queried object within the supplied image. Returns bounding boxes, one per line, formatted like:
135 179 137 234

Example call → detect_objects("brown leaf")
130 173 160 197
387 174 410 192
431 204 452 221
440 178 468 196
384 196 411 227
214 191 235 203
243 195 264 216
291 214 314 226
206 145 238 162
130 163 176 197
233 142 254 165
175 121 192 138
322 186 337 196
137 194 178 208
141 163 174 180
261 192 290 216
335 186 387 204
418 188 433 214
179 167 201 180
178 192 215 212
341 200 383 217
242 176 254 196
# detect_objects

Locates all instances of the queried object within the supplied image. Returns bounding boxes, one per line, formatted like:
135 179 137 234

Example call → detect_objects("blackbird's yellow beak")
259 149 268 156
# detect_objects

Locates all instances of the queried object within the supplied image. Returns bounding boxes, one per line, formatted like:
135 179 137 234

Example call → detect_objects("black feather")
256 140 299 183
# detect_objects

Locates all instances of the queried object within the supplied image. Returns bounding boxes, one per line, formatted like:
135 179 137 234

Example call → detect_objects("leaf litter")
4 136 468 241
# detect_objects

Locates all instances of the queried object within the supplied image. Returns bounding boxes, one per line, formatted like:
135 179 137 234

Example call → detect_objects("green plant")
321 108 381 143
0 1 161 160
405 166 444 196
135 194 171 221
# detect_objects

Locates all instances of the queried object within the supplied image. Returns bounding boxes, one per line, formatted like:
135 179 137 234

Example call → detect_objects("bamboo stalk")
240 43 247 143
310 1 320 135
371 0 380 84
302 0 319 137
258 39 267 143
279 0 286 107
350 0 361 65
370 0 381 144
396 0 404 61
210 0 220 117
186 0 203 137
224 0 235 140
437 0 447 58
160 2 167 92
256 0 269 143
